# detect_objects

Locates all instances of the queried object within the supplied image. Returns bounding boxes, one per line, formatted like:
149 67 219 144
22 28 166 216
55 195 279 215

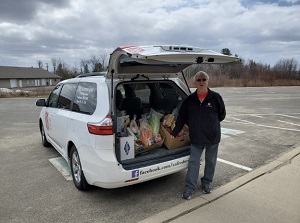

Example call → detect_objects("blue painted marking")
49 157 72 180
221 127 244 138
56 157 71 174
221 127 244 135
221 134 229 139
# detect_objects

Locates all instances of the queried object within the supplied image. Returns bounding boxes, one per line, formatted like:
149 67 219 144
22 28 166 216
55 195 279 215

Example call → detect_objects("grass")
0 88 51 98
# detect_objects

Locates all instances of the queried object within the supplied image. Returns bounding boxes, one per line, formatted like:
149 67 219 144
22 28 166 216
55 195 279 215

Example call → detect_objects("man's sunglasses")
196 78 207 82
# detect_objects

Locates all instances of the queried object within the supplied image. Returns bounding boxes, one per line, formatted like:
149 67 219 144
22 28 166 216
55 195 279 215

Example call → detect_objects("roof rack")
76 72 106 78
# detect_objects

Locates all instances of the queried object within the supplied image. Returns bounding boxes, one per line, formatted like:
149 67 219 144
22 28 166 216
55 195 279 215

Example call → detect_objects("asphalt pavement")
139 146 300 223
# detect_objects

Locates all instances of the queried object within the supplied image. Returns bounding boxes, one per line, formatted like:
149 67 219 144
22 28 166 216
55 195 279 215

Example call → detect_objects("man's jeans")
184 143 219 192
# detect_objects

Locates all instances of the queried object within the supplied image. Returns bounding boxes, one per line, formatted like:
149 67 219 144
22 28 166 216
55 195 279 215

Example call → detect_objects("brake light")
87 115 114 135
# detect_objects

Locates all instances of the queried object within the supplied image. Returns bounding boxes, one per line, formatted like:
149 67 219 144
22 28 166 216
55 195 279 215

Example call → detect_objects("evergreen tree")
221 48 232 56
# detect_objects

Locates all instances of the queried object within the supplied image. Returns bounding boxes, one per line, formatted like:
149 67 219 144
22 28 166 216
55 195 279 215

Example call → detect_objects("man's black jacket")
171 88 226 146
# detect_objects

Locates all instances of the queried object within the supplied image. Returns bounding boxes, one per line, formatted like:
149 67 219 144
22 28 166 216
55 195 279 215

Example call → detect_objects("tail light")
87 115 114 135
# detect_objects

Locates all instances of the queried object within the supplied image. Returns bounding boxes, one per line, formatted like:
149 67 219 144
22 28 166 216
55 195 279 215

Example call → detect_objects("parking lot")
0 86 299 223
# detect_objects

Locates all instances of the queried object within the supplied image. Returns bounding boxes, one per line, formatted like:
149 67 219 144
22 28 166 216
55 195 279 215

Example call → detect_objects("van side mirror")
36 99 46 106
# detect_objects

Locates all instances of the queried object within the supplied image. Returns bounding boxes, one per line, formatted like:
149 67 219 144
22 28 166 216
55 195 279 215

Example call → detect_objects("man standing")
171 71 226 200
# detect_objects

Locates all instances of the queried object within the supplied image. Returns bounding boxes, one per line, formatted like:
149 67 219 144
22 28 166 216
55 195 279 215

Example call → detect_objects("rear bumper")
80 147 189 188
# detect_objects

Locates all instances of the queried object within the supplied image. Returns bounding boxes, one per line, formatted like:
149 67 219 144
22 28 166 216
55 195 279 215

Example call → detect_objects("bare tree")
99 52 108 71
273 58 299 78
89 54 102 72
80 59 90 73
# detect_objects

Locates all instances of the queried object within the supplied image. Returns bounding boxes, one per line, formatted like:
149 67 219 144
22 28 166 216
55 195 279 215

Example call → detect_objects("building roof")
0 66 61 79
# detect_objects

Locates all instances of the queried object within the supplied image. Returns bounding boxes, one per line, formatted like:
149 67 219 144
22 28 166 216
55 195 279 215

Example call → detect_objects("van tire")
40 122 51 147
70 146 90 190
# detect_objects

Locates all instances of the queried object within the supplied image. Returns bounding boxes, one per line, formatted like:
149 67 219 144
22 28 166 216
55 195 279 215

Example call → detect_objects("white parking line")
217 158 253 172
256 124 300 132
249 114 263 118
222 120 231 123
231 116 300 132
278 114 300 119
230 112 300 117
231 117 255 124
277 120 300 127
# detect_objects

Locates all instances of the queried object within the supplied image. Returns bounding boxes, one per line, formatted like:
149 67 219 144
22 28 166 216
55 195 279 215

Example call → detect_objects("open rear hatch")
106 45 240 79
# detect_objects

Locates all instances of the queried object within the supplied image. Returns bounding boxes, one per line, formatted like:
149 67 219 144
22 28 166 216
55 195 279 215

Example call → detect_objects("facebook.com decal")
131 159 188 179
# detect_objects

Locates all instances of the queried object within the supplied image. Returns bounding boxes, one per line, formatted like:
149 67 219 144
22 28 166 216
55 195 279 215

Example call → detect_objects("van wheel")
70 146 90 190
40 122 51 147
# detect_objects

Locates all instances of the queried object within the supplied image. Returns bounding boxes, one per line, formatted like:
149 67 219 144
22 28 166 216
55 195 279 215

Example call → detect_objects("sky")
0 0 299 72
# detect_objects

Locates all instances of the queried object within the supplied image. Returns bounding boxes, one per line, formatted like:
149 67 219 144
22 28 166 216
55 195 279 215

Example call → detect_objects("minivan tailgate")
107 45 240 79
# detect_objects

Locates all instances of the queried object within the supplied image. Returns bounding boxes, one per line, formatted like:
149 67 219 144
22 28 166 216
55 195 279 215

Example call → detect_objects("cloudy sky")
0 0 299 72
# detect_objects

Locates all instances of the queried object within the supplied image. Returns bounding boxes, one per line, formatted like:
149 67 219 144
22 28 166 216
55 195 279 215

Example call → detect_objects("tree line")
37 52 108 80
37 48 300 86
185 48 300 87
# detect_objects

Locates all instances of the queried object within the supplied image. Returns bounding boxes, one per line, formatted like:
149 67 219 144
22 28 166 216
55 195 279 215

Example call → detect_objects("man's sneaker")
202 185 212 194
181 190 194 200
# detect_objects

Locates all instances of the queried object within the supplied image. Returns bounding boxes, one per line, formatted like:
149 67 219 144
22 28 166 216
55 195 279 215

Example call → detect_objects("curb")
138 146 300 223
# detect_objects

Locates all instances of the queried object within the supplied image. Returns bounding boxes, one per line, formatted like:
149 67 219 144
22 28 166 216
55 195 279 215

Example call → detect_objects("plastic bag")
139 118 151 130
129 115 139 134
148 108 164 135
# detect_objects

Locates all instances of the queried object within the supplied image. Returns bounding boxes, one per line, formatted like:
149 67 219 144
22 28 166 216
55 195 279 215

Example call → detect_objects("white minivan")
36 45 239 190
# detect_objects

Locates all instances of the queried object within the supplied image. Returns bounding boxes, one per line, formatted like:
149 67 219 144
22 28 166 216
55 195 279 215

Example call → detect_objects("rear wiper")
131 74 149 81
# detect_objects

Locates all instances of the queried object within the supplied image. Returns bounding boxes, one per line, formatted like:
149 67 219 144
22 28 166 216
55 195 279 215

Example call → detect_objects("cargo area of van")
114 80 191 169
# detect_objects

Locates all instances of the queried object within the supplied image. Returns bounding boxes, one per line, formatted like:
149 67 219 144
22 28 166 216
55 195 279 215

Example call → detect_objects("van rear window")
73 82 97 115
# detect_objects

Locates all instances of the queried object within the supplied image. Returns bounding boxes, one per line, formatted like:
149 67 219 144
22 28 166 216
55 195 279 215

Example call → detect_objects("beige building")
0 66 61 89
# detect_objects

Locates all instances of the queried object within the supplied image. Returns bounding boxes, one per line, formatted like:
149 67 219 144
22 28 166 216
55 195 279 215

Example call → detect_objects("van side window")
58 83 77 110
48 84 62 108
159 83 180 100
73 82 97 115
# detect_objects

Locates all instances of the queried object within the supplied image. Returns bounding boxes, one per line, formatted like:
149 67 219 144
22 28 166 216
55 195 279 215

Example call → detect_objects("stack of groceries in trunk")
117 108 190 158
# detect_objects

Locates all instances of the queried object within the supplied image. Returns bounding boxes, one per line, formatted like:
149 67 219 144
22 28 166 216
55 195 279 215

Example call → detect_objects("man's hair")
194 71 209 81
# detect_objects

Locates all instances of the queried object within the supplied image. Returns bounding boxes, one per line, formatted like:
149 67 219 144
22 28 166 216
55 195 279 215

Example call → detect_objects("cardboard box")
120 135 135 160
160 125 190 150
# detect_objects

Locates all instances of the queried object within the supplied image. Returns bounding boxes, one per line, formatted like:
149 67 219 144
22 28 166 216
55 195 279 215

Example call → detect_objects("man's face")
195 74 208 90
